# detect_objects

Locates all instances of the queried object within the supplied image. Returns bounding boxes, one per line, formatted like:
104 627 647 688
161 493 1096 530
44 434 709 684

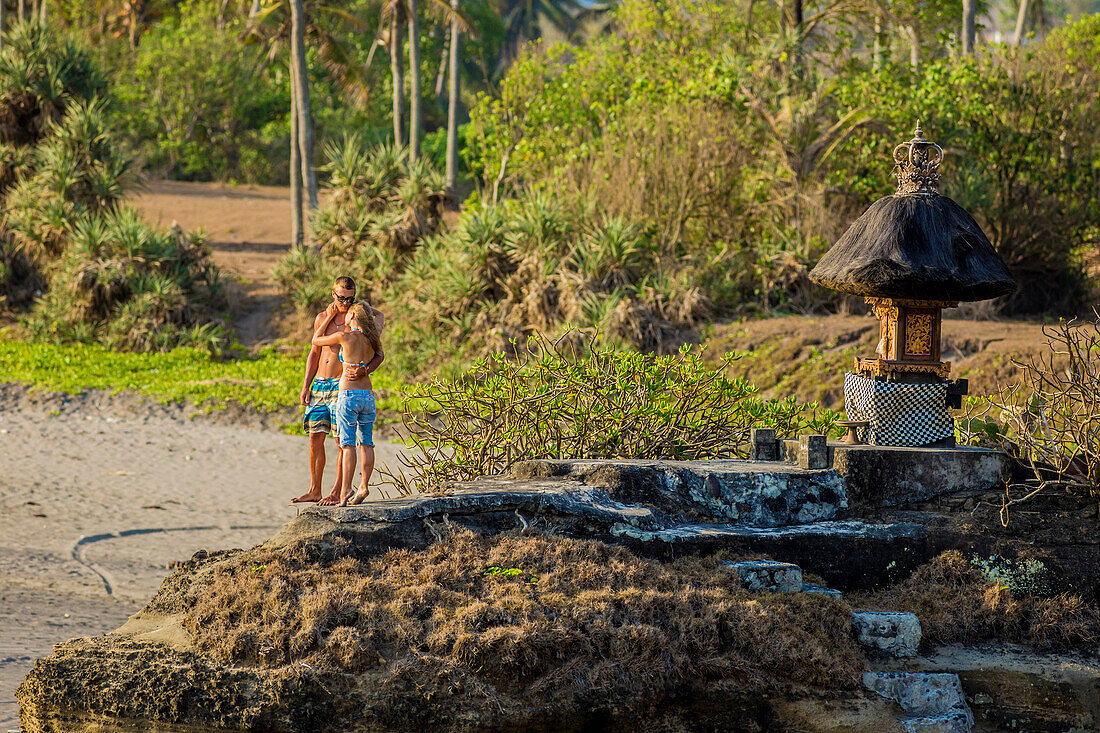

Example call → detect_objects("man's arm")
363 307 385 374
300 312 327 405
363 344 385 375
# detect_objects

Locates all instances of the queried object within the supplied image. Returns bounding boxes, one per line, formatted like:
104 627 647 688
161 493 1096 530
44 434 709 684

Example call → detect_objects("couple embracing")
293 276 384 507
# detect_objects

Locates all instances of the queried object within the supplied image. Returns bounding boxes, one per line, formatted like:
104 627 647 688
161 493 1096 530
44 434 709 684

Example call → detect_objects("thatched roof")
809 193 1017 302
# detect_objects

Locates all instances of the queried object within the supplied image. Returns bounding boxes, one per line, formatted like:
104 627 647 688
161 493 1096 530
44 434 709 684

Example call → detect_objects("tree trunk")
872 14 883 69
290 0 318 210
290 80 304 248
906 25 920 67
1 1 6 50
408 0 422 163
18 0 24 22
434 25 449 100
445 0 460 195
38 0 47 24
961 0 975 54
391 14 405 148
1013 0 1029 46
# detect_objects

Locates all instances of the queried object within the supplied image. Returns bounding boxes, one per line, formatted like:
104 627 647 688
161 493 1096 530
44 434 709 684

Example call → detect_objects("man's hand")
343 364 367 380
300 385 311 406
325 302 341 319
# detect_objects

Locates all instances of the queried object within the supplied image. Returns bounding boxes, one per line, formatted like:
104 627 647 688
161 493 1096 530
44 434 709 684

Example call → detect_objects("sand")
128 179 299 347
0 386 406 730
1 180 407 729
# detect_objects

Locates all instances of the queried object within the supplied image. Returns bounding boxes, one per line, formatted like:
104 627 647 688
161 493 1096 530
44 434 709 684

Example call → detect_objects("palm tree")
445 0 459 193
379 0 405 147
374 0 467 158
289 0 317 209
961 0 975 54
408 0 421 161
495 0 594 70
246 0 367 242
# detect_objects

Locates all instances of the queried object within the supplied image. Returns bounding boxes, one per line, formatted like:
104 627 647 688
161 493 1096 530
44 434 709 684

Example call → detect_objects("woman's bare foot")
317 487 344 506
291 489 322 503
347 487 370 505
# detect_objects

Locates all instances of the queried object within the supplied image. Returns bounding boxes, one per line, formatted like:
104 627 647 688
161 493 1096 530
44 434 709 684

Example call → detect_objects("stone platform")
782 440 1011 507
297 458 929 589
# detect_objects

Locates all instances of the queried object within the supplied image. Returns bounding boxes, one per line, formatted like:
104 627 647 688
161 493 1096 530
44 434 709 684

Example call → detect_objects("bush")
113 2 289 182
25 210 228 351
850 551 1099 648
959 313 1100 521
467 4 1100 318
388 331 839 492
829 28 1100 314
0 23 230 351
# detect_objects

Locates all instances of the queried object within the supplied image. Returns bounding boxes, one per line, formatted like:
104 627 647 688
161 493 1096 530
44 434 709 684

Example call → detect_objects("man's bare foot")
347 487 370 505
317 487 344 506
291 489 323 503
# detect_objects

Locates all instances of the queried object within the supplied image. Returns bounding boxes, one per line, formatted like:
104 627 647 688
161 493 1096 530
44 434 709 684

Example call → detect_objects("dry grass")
850 551 1100 648
184 531 862 716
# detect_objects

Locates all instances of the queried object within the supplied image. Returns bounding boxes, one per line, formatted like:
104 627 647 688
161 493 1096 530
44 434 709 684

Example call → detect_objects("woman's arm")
311 304 342 347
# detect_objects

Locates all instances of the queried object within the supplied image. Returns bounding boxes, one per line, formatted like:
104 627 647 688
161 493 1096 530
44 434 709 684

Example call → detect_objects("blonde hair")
347 300 381 352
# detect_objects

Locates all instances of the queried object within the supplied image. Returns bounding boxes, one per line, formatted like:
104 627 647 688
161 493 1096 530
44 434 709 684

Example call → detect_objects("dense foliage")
468 3 1100 317
0 22 229 351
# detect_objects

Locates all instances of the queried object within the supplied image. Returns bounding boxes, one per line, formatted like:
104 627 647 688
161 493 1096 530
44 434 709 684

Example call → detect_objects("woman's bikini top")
340 327 373 368
339 353 371 368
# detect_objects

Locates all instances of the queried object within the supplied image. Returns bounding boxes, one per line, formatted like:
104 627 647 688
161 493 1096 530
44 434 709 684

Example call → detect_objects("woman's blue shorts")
335 389 376 447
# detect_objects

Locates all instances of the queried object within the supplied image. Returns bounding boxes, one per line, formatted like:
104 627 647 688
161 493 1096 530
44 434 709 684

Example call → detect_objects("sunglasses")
332 292 356 304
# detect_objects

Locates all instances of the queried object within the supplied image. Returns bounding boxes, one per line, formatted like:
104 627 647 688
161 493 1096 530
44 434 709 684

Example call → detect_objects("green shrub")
113 2 289 182
0 23 230 351
388 331 839 492
24 208 229 351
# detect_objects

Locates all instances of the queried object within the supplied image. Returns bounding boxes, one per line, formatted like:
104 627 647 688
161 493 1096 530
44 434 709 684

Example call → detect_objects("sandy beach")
0 385 405 730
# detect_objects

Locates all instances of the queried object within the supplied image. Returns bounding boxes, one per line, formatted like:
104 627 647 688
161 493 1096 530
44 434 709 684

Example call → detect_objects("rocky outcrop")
17 456 1100 732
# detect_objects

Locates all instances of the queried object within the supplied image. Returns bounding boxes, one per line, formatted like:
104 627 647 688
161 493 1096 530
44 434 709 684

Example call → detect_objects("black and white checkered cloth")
844 372 953 447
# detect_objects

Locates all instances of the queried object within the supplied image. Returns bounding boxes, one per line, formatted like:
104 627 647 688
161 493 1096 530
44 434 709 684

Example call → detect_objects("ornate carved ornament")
893 122 944 197
855 357 952 380
864 297 959 309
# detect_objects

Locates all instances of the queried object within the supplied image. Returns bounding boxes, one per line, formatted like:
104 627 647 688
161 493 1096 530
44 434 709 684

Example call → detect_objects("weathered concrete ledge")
609 520 927 589
507 458 848 526
302 477 661 530
782 440 1012 507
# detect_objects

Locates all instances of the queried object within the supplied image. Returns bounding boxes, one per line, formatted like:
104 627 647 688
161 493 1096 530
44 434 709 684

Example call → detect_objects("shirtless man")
293 276 385 504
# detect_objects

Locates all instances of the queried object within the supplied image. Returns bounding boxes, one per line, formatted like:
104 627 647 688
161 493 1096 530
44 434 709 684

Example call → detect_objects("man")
293 276 384 504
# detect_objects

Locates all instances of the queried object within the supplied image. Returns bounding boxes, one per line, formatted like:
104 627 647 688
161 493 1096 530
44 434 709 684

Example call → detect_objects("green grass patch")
0 328 410 417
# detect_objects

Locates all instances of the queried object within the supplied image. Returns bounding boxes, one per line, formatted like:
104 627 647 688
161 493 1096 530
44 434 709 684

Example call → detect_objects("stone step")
852 611 922 657
779 440 1011 508
611 520 926 591
306 477 661 529
801 582 842 598
864 671 974 733
722 559 802 592
900 711 974 733
862 672 968 716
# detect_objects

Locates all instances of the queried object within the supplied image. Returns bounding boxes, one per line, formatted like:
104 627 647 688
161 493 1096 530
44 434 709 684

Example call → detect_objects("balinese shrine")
810 124 1017 447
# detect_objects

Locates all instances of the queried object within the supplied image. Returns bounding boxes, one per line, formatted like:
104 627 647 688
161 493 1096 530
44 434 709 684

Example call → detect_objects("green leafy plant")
385 330 838 492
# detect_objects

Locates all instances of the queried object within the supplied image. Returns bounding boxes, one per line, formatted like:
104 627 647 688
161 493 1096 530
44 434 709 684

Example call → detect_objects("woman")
311 299 382 506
